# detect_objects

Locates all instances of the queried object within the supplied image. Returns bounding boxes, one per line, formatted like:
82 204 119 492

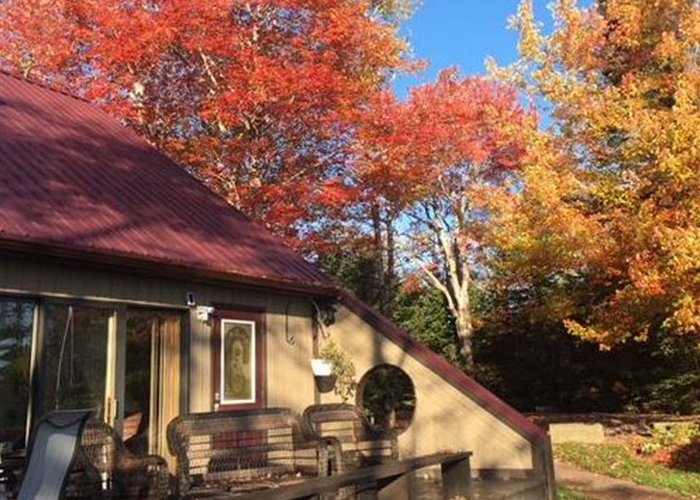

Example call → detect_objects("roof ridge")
0 67 91 104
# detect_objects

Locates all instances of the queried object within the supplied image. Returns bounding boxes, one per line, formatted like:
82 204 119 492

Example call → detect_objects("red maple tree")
0 0 411 248
356 69 531 371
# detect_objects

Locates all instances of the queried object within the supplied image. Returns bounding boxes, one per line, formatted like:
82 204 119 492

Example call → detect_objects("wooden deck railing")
229 451 473 500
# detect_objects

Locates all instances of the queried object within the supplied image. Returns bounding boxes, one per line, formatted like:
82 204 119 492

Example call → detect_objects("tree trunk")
371 202 386 311
383 216 396 316
370 202 399 316
455 304 475 374
421 256 476 373
424 225 476 374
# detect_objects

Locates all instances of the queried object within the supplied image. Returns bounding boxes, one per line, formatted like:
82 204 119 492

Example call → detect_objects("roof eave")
0 237 339 299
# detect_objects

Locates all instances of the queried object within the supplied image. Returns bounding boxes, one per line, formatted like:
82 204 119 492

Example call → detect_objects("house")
0 71 555 497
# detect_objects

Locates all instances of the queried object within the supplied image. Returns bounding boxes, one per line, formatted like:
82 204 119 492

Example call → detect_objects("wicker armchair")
167 408 330 497
66 419 169 499
301 403 398 473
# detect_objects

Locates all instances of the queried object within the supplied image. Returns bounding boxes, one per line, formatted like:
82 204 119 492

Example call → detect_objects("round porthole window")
357 364 416 434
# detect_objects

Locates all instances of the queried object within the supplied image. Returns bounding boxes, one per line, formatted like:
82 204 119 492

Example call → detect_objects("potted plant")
313 340 357 402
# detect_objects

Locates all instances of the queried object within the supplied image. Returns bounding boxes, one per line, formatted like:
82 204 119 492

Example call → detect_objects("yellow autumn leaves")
486 0 700 349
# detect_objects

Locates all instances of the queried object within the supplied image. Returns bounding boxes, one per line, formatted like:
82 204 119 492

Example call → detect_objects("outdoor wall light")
195 305 214 322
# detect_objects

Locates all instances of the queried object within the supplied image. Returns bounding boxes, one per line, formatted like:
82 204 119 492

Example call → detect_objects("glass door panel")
124 311 157 455
124 310 180 458
42 305 111 419
0 300 35 449
213 310 265 412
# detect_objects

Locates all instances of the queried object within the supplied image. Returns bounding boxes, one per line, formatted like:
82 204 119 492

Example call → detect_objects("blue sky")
393 1 552 98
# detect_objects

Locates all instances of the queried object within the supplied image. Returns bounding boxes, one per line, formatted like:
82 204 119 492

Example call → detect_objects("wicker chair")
301 403 398 474
65 419 169 499
167 408 330 497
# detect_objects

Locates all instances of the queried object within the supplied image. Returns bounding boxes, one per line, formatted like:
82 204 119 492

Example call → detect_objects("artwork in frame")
220 319 256 404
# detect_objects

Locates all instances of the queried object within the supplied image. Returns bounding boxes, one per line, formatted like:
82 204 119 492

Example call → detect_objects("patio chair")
167 408 330 497
17 409 92 500
71 419 169 499
301 403 398 473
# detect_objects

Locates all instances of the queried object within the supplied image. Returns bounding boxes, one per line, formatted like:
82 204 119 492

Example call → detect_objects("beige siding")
0 257 317 415
319 304 534 473
265 298 316 410
0 256 537 475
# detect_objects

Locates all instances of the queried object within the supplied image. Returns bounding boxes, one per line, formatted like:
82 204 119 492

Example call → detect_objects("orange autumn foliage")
488 0 700 348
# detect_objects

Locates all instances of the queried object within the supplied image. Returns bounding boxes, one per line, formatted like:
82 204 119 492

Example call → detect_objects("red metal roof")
0 71 336 294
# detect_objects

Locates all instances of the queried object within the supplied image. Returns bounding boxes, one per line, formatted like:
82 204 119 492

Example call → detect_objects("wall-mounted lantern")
195 305 214 322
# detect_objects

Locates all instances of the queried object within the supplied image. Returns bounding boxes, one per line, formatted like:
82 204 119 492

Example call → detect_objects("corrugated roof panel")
0 71 336 292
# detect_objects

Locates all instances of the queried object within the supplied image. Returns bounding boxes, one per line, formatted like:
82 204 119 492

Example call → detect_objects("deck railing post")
441 455 471 499
377 473 412 500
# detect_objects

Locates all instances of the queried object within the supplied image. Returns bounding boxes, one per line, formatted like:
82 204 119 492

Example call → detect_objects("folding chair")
17 410 92 500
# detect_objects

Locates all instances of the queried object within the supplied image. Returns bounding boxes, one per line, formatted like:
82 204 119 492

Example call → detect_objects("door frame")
212 308 266 411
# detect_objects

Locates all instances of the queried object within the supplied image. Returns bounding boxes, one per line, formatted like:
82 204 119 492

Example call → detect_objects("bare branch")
199 49 220 90
419 262 457 316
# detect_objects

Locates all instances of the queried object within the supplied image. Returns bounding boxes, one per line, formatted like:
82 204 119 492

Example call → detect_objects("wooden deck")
218 452 473 500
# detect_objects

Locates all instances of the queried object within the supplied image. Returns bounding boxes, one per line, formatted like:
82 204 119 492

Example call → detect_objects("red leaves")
0 0 409 251
357 69 530 208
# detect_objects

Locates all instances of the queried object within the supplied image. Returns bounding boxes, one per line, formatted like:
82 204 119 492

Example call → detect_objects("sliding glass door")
31 303 181 461
0 299 183 459
123 310 181 458
41 305 113 420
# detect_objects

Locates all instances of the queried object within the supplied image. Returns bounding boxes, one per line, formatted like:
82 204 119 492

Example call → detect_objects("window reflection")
0 300 34 450
42 305 110 419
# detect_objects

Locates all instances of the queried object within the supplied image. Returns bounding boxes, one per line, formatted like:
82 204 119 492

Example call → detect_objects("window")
221 320 256 404
214 311 265 410
357 365 416 434
0 299 35 450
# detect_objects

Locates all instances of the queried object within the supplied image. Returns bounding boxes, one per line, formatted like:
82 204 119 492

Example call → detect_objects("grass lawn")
555 442 700 498
557 486 588 499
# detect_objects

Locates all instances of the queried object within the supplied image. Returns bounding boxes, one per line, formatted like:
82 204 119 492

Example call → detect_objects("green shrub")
636 373 700 414
639 423 700 456
320 340 357 403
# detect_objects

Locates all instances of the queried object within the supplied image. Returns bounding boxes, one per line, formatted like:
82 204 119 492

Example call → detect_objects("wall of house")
0 256 546 481
319 304 536 475
0 256 317 414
